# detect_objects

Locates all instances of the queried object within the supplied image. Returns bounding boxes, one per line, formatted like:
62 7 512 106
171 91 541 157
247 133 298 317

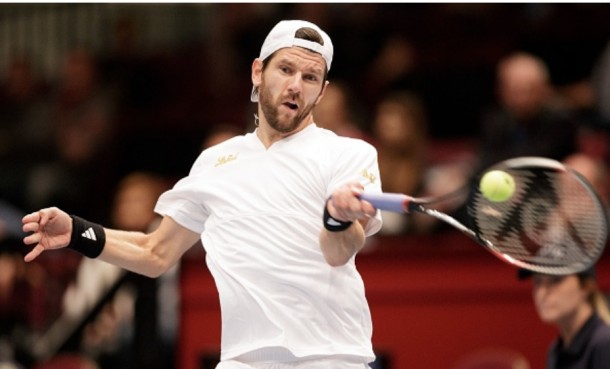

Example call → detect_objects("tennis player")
22 20 383 369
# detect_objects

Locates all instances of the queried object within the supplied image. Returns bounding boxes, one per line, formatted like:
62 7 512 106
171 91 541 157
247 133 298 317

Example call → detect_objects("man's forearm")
319 220 366 267
99 217 200 278
98 229 164 278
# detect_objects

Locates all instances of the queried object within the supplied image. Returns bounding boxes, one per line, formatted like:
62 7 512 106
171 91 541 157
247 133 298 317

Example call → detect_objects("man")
478 52 579 170
22 20 383 369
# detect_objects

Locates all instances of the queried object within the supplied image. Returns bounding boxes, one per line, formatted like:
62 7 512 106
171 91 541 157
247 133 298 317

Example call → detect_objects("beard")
259 79 317 134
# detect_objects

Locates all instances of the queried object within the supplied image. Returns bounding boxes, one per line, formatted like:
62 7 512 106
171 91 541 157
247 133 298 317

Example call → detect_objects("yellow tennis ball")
480 170 516 202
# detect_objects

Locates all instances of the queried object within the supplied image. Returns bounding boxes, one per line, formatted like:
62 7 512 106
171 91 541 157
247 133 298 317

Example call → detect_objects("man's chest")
196 147 330 216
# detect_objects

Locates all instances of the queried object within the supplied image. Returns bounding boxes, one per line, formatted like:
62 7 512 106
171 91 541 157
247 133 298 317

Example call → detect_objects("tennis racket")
360 157 608 275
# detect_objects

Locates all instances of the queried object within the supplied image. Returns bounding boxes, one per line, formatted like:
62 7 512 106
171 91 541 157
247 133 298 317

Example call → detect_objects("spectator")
0 237 81 368
413 52 582 234
514 151 610 368
0 240 30 367
518 266 610 369
314 80 372 142
0 57 51 208
371 92 428 234
61 172 172 369
563 152 609 207
25 48 118 220
478 52 579 170
0 57 48 160
362 34 422 111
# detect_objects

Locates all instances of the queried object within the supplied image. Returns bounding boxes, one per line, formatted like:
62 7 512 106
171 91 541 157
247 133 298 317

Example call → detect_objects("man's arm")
23 208 200 278
319 183 376 267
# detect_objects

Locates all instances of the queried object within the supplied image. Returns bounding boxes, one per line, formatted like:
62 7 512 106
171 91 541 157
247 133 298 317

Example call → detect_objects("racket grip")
358 193 411 213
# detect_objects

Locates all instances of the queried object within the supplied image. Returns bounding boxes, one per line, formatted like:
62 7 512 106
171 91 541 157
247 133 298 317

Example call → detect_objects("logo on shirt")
215 153 239 167
361 169 377 184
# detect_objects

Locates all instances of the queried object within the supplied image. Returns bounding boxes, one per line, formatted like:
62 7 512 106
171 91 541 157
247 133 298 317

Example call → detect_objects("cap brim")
516 267 597 280
517 268 533 280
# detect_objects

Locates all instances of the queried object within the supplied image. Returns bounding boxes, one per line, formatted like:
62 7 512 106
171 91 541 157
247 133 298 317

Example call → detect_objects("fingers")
22 209 54 262
22 221 39 233
22 208 55 227
23 232 41 245
39 208 51 227
24 245 45 262
329 183 373 221
22 211 41 225
23 212 42 249
360 200 377 217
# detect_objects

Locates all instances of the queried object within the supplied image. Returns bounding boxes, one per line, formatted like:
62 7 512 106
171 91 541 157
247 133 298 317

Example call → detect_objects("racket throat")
407 201 424 213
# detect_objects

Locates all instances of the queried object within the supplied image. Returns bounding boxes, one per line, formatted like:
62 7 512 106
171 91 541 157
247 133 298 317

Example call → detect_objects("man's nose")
286 73 303 96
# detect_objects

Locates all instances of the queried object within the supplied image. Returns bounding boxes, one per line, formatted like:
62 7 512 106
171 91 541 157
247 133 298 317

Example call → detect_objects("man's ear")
252 59 263 87
315 80 330 106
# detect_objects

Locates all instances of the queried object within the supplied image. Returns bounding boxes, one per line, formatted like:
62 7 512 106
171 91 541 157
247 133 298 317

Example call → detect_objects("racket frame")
358 156 609 275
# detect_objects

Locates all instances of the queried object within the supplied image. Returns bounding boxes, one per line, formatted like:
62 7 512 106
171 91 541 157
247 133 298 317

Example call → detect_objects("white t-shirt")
155 124 382 362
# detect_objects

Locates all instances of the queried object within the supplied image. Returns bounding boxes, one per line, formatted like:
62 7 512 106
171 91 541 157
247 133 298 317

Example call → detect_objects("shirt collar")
250 123 318 150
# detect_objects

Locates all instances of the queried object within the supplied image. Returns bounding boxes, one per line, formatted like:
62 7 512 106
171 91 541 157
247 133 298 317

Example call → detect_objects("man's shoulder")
313 125 376 151
190 134 249 173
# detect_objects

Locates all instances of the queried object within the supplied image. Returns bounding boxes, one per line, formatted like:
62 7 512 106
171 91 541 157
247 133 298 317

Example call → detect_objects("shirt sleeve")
327 137 383 237
154 153 211 234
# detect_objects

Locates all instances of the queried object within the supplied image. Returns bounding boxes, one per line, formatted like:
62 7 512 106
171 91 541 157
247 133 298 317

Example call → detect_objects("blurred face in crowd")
112 174 165 232
533 274 591 326
498 54 550 119
62 49 97 98
563 153 609 205
7 58 36 100
373 100 421 148
255 47 327 134
313 83 348 132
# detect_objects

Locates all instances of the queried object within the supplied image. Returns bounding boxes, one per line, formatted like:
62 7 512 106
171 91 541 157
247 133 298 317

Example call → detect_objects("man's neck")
256 115 314 149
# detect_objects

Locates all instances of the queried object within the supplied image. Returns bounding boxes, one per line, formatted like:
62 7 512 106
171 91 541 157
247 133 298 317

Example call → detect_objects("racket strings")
469 168 607 274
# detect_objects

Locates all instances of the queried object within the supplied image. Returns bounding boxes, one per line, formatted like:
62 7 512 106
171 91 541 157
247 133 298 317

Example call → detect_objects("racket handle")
358 193 411 213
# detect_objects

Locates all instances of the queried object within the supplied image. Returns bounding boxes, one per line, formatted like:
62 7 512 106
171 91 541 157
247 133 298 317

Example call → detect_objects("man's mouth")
282 102 299 111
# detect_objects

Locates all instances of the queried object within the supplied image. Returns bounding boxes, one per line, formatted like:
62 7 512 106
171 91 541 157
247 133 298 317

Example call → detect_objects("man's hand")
22 207 72 262
327 183 377 222
319 183 377 267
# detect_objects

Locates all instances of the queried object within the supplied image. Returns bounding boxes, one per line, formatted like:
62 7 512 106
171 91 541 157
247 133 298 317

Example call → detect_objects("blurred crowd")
1 3 610 369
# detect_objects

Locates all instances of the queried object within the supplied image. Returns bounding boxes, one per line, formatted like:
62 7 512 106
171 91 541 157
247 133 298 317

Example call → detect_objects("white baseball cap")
251 20 334 102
